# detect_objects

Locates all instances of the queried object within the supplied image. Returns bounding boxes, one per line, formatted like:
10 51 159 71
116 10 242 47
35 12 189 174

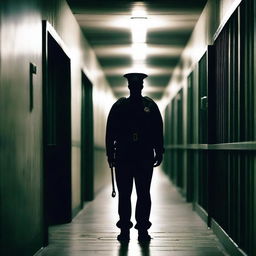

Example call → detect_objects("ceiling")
67 0 207 101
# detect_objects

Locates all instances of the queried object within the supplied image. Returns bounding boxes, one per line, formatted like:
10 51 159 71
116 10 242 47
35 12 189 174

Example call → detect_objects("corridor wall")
162 0 255 255
0 0 115 255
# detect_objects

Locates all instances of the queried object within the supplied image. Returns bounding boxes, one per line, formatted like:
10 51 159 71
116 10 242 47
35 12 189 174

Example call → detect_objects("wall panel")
0 1 43 255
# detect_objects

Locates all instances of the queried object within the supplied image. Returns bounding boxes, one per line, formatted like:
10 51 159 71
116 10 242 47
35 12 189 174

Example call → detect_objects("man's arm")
105 105 117 168
105 98 126 167
152 102 164 167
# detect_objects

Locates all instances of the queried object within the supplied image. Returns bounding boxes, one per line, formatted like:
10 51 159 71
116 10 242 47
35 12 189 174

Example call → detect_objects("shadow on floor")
118 241 150 256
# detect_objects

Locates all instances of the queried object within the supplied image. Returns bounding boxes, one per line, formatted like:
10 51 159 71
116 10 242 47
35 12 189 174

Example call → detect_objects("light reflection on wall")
1 17 41 57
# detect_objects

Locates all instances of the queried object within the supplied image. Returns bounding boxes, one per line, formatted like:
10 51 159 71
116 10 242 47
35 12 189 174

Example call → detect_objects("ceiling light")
131 43 147 61
130 17 148 43
132 5 147 17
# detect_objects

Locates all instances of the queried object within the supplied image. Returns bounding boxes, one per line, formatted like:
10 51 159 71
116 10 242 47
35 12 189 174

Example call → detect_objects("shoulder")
143 96 156 103
143 96 158 107
143 96 161 116
115 97 127 105
110 97 127 111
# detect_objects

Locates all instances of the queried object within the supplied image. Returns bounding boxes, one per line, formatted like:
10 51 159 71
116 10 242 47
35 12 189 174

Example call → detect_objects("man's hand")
153 153 163 167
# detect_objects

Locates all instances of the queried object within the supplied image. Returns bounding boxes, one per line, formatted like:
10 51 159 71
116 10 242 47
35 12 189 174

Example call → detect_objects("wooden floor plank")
38 168 229 256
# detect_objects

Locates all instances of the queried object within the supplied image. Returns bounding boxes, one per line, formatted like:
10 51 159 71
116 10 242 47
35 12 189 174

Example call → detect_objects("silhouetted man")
105 73 164 242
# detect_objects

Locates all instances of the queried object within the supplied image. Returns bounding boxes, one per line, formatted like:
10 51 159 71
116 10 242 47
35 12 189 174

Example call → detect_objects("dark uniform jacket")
106 96 164 163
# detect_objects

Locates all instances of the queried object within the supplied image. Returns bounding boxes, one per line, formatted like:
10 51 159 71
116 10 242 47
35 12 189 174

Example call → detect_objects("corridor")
1 0 256 256
38 169 228 256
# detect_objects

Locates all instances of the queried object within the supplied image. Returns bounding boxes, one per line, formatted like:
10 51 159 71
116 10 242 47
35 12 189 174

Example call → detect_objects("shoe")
117 230 130 241
138 230 151 242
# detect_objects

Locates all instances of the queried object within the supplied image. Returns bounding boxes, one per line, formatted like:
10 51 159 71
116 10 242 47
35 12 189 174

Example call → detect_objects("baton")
110 166 116 198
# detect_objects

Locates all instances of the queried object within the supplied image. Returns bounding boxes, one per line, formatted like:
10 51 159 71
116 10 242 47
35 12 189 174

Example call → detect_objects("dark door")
81 72 94 202
187 72 195 202
43 32 71 227
199 53 208 144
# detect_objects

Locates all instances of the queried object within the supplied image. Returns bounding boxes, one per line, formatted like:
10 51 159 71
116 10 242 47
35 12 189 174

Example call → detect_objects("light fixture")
130 17 148 43
130 4 148 72
132 43 147 61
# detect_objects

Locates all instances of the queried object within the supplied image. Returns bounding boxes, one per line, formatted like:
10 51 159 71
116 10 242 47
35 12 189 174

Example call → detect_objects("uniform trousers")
115 160 153 231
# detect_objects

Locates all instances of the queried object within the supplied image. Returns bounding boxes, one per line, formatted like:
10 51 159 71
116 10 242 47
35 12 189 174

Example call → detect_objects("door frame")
81 72 94 203
42 20 71 245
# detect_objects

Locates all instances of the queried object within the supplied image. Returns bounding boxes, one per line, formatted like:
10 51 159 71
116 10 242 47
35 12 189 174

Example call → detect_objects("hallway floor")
38 169 229 256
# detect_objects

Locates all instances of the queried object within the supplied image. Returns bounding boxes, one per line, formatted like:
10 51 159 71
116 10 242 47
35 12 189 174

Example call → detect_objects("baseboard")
72 205 82 218
33 247 45 256
194 203 208 225
178 187 186 198
211 218 247 256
